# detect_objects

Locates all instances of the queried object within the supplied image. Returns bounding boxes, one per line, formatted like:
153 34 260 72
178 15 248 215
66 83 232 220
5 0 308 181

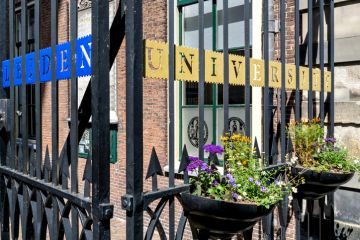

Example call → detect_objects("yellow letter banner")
143 39 332 92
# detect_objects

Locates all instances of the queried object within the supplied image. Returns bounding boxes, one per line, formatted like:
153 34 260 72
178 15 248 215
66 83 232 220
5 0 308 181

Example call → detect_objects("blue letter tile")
56 42 71 80
76 35 92 77
40 48 52 83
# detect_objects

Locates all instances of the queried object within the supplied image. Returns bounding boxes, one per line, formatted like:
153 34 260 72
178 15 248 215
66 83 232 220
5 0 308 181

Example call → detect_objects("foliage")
288 118 360 174
187 134 302 209
287 118 324 167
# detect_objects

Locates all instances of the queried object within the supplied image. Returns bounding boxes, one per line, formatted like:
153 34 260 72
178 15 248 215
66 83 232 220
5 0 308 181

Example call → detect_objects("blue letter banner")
26 52 35 85
56 42 71 80
77 35 92 77
14 57 22 86
40 48 52 83
2 60 10 88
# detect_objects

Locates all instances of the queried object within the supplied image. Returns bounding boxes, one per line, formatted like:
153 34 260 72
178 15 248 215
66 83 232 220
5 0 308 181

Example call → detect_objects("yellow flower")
221 136 229 142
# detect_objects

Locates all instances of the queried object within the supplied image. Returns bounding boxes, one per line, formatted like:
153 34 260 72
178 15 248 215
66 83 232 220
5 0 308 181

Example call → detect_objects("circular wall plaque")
228 117 246 135
187 117 209 148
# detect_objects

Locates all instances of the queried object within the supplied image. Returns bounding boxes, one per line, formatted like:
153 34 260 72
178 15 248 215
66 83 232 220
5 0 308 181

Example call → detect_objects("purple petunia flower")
226 173 237 188
325 137 336 144
232 192 239 200
186 156 212 173
255 180 261 186
260 186 266 192
248 177 254 182
212 180 219 186
203 144 224 154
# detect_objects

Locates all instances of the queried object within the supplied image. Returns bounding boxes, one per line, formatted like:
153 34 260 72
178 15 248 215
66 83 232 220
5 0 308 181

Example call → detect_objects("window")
181 0 252 106
178 0 253 158
78 127 118 164
15 1 36 139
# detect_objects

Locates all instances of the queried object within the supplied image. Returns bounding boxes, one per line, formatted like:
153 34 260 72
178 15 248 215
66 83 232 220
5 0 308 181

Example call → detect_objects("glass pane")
218 85 245 104
217 0 253 50
183 1 213 49
28 7 34 41
185 82 213 105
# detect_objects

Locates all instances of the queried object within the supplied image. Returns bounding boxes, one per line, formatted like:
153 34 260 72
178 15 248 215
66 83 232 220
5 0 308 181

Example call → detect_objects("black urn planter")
291 166 354 199
180 193 275 239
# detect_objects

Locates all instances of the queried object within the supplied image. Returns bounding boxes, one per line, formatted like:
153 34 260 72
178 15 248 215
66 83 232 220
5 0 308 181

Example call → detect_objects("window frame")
178 0 253 161
78 124 118 164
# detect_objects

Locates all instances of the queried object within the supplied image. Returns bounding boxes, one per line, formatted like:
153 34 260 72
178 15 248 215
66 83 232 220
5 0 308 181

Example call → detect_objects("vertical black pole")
244 0 251 137
328 0 335 136
223 0 229 171
295 0 300 122
125 0 143 239
34 0 42 182
319 0 325 126
262 0 272 238
91 0 112 239
280 0 286 164
308 0 313 119
0 0 9 239
21 0 28 174
9 0 16 171
92 1 111 239
223 0 229 134
169 0 175 239
327 1 335 238
34 0 42 238
280 1 288 239
263 0 270 166
51 0 59 238
70 0 79 239
198 0 205 160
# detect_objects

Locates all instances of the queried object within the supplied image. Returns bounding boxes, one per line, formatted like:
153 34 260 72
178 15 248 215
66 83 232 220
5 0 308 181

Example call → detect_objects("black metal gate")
0 0 336 239
0 0 125 239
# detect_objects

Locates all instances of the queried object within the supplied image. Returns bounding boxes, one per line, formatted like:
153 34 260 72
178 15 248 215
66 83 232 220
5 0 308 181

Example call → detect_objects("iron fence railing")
0 0 337 239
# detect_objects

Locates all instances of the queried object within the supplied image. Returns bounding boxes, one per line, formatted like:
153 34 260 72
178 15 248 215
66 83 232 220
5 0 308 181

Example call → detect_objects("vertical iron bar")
295 0 300 121
223 0 229 135
9 0 16 171
92 0 111 239
198 0 205 160
308 0 313 119
125 0 143 239
212 0 217 145
70 0 79 239
34 0 42 181
0 0 9 238
319 0 324 126
21 0 28 174
51 0 59 238
179 8 183 160
329 0 334 135
280 0 286 163
169 0 175 239
263 0 270 166
34 0 42 239
244 0 251 137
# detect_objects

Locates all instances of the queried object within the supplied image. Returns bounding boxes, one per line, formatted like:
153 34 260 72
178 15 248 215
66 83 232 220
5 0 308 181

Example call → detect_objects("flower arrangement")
187 134 301 209
288 118 360 174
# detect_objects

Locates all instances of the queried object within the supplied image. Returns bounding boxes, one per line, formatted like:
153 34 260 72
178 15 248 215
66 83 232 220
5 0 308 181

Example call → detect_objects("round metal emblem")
228 117 246 135
187 117 209 148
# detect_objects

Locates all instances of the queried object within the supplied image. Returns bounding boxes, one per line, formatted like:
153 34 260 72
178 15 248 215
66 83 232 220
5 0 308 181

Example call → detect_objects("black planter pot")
180 193 275 239
291 166 354 199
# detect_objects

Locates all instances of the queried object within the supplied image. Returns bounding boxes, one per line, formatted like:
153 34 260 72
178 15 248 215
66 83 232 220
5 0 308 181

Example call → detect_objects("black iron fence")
0 0 336 239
